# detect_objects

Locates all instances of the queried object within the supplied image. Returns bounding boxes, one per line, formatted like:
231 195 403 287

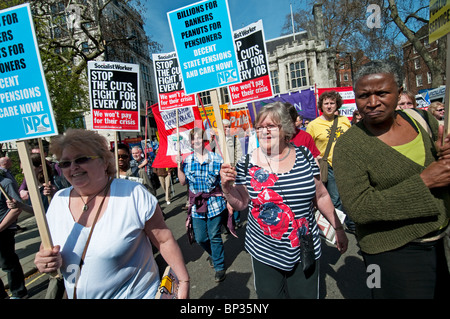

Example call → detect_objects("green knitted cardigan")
333 110 450 254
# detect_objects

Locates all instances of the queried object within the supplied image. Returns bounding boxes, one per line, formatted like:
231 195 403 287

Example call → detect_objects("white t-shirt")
46 178 159 299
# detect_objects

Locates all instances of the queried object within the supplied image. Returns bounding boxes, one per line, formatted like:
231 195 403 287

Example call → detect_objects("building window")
414 58 420 70
343 73 349 82
219 87 230 104
270 70 280 94
81 42 89 53
427 72 432 84
289 61 308 89
416 74 423 87
198 91 211 106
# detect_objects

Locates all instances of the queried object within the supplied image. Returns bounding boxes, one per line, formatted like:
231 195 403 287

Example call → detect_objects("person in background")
130 146 151 177
333 60 450 299
295 114 303 130
34 129 189 299
116 143 155 196
0 173 27 299
0 157 18 191
303 119 310 129
428 101 445 125
285 103 320 158
177 127 227 282
396 90 416 110
153 166 173 205
306 91 353 232
351 109 362 125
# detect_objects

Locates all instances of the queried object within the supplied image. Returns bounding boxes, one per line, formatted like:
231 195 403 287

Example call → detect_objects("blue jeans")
192 211 226 271
326 164 354 228
325 164 343 211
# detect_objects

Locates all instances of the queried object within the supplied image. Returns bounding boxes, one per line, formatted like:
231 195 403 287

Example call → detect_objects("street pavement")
1 179 371 299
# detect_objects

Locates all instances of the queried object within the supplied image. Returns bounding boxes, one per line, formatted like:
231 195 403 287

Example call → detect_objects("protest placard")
167 0 241 94
88 61 140 131
153 52 196 111
0 4 57 143
228 20 273 105
429 0 450 138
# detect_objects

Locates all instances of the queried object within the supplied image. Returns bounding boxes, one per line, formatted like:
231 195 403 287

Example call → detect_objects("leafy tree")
283 1 441 87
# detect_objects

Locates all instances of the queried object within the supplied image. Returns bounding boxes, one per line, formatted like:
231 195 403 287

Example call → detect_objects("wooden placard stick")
443 33 450 145
176 108 181 169
0 183 11 201
17 140 53 250
114 132 119 178
210 89 231 164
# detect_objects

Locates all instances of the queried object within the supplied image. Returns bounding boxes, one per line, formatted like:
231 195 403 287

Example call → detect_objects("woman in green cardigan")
333 61 450 299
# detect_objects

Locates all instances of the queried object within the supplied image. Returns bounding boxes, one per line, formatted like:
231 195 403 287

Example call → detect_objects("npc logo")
217 69 238 85
22 113 51 135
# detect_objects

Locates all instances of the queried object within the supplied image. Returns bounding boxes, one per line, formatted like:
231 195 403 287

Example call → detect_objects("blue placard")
0 4 57 143
167 0 241 94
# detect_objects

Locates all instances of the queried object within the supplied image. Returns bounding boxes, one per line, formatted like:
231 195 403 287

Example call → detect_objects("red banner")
317 86 356 120
151 104 204 168
92 109 139 131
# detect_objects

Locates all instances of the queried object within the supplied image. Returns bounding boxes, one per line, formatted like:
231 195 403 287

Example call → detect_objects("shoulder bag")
318 116 338 183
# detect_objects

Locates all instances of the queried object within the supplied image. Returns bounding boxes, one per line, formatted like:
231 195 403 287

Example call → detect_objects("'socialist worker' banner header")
88 61 140 132
228 20 274 106
167 0 241 94
153 52 196 111
0 4 58 143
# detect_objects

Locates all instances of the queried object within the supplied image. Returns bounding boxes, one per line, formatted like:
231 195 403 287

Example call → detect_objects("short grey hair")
353 60 403 90
255 101 296 140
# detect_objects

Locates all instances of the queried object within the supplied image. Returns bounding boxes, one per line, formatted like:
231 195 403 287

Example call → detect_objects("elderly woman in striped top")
220 102 348 299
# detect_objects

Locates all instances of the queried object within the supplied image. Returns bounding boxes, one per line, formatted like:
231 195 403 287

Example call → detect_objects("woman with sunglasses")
33 129 190 299
220 102 348 299
428 101 445 125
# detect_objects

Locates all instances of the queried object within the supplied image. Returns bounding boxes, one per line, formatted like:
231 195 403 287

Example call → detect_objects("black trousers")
0 229 27 298
362 238 450 299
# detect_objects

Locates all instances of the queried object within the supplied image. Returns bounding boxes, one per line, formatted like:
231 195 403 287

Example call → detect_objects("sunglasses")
437 109 445 112
118 154 129 159
59 156 100 169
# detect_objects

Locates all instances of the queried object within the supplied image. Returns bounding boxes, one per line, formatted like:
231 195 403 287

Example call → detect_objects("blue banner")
0 4 57 143
247 89 318 123
167 0 241 94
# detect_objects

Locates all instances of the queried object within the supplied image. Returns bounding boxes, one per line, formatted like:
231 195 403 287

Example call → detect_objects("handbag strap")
73 178 113 299
322 116 339 161
402 108 433 139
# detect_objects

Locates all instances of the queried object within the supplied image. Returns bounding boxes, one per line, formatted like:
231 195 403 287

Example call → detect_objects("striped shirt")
235 146 322 271
182 151 226 218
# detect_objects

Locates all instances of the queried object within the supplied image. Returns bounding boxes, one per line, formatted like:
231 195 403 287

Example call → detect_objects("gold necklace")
77 180 110 212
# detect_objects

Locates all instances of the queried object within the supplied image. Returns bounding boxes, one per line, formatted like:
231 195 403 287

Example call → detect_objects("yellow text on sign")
429 0 450 43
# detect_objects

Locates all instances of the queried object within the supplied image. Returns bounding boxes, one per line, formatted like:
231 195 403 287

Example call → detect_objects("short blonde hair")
428 101 444 115
50 128 116 177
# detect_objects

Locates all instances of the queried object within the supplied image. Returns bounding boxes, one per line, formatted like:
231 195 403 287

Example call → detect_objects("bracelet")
335 226 344 231
223 191 230 195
